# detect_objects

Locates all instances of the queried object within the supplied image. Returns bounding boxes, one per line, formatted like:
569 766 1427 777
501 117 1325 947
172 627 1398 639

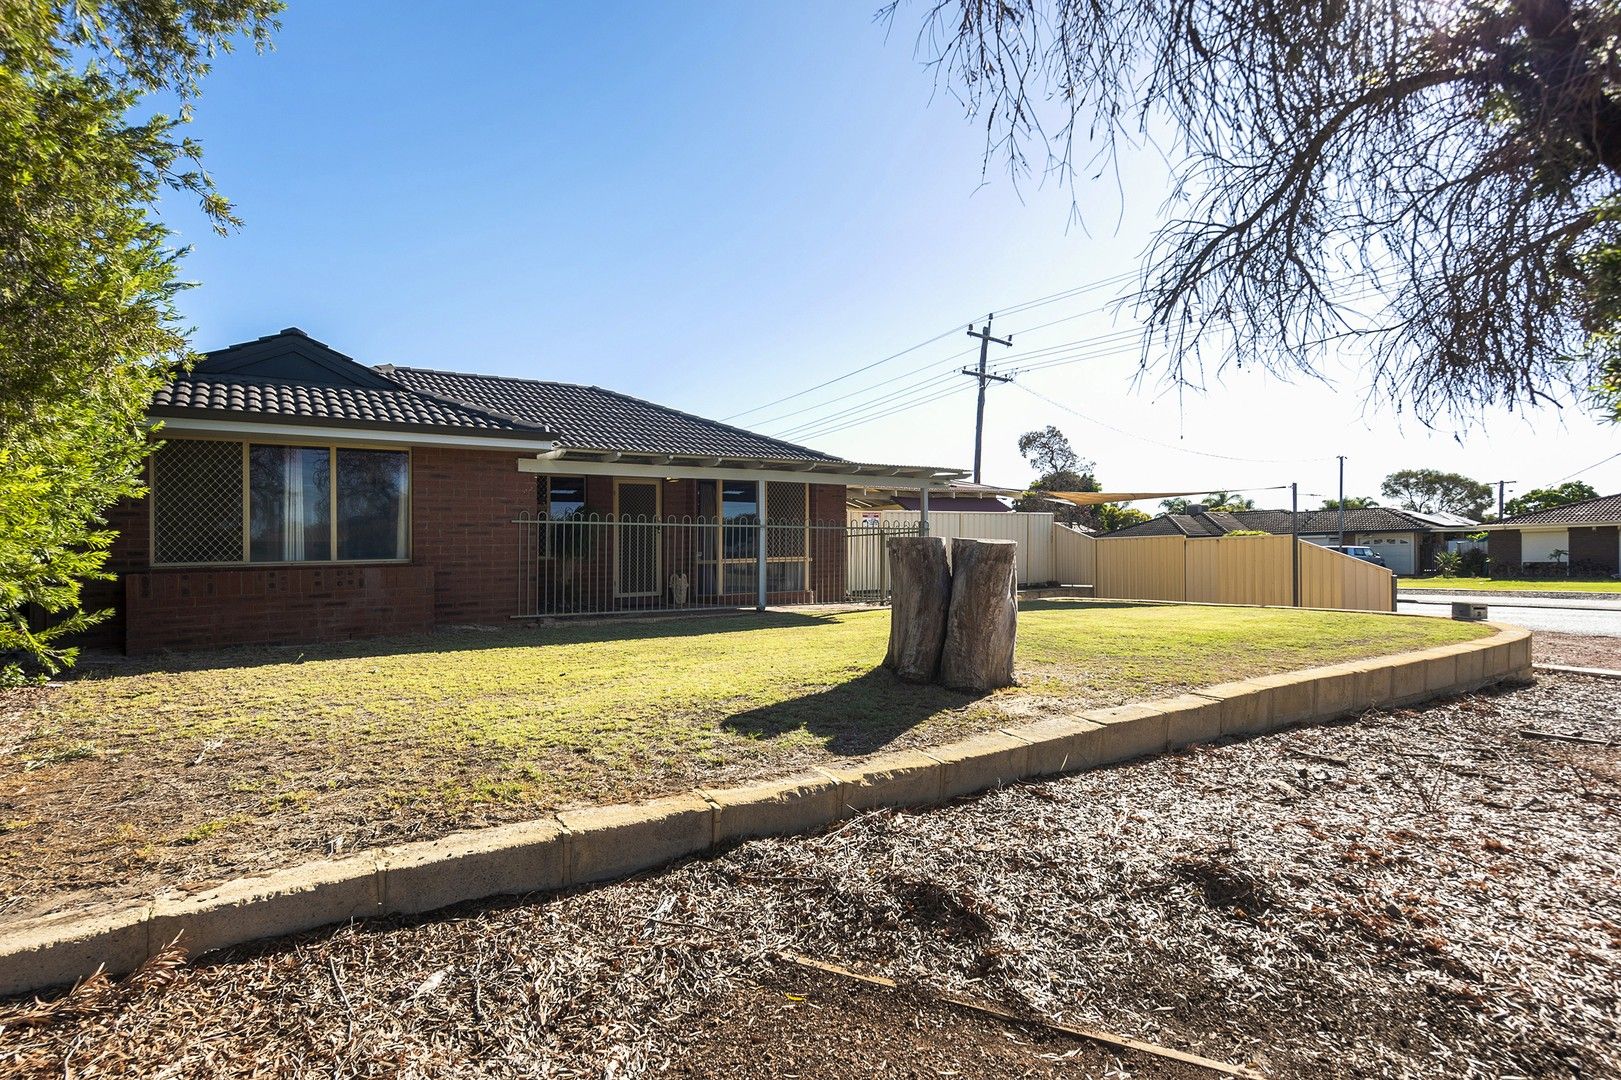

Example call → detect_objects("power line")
777 370 967 440
790 382 978 443
722 271 1137 422
1556 450 1621 483
1012 382 1336 465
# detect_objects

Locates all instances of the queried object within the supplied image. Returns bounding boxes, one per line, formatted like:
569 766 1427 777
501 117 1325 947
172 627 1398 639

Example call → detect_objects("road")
1398 592 1621 638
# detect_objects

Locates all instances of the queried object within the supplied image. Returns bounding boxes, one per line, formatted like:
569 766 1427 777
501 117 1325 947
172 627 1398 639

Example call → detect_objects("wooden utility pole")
1336 455 1346 550
1493 479 1516 519
962 315 1013 484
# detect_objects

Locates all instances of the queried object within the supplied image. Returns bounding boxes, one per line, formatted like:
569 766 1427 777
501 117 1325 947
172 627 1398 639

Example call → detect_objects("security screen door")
615 481 661 598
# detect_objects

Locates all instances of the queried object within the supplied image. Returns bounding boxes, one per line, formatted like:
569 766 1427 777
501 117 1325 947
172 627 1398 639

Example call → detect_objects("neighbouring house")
89 328 963 653
1099 506 1480 576
1479 493 1621 577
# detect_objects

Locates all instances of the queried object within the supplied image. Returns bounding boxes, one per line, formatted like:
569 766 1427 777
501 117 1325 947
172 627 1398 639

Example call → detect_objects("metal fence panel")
514 514 919 618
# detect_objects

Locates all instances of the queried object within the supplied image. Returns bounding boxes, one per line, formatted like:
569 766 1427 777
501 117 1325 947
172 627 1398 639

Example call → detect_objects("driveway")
1398 593 1621 638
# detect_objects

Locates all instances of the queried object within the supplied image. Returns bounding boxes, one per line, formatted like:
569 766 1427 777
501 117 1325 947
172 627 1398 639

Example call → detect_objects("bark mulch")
2 673 1616 1079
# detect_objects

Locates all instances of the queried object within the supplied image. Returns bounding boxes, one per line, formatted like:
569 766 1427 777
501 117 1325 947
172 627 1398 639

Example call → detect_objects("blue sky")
165 2 1620 508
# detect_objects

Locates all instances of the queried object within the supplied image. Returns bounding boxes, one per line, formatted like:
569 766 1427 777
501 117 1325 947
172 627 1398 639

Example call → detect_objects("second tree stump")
938 538 1018 691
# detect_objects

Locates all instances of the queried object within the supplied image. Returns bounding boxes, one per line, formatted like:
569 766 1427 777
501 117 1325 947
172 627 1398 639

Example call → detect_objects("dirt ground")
1534 630 1620 668
3 670 1616 1080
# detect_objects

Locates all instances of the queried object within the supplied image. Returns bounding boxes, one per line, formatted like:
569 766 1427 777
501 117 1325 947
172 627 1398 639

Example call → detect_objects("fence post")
919 484 930 536
756 477 767 611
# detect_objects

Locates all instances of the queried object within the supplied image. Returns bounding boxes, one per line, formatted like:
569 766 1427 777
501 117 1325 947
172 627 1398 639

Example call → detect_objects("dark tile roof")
378 366 840 463
151 375 553 436
1101 506 1480 538
1494 493 1621 526
151 329 556 442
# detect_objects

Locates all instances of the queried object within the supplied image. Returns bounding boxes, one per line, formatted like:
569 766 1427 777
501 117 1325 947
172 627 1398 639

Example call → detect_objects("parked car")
1329 545 1388 568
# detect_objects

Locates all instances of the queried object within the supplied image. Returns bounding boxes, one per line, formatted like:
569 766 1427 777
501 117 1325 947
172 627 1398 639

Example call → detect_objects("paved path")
1398 598 1621 638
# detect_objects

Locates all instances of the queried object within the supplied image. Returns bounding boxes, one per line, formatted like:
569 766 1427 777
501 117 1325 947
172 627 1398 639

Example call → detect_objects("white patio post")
756 477 767 611
919 483 930 536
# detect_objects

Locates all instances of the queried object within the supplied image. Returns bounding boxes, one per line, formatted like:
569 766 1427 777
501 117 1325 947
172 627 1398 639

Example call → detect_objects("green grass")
3 602 1492 915
21 603 1489 807
1401 576 1621 594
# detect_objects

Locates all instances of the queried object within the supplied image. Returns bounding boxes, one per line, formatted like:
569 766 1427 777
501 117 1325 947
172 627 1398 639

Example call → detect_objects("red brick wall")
92 457 856 651
410 446 535 625
124 564 434 653
809 482 848 602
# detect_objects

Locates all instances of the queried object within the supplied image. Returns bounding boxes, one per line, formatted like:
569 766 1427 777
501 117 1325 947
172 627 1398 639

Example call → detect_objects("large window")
152 439 409 565
695 480 808 596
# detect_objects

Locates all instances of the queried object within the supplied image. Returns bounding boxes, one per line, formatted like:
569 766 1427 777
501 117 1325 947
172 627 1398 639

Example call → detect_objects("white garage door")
1361 534 1416 575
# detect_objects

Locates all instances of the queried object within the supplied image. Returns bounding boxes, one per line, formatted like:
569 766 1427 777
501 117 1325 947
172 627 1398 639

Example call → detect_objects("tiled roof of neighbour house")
376 366 843 463
1491 493 1621 526
1100 506 1482 538
149 328 558 443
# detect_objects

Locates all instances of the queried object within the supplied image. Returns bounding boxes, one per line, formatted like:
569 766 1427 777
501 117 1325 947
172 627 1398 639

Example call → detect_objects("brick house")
94 329 962 653
1481 493 1621 577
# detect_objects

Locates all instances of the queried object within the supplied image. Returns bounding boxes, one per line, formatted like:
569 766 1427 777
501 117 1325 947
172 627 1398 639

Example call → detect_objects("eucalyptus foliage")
0 0 278 681
893 0 1621 421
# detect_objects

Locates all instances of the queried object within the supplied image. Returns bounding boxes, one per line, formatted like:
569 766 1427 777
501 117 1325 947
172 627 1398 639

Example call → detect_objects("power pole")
962 314 1013 484
1291 481 1301 608
1493 479 1516 519
1336 455 1347 550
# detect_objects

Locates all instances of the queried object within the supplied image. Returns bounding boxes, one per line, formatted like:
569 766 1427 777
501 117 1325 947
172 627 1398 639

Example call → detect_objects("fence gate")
515 513 921 618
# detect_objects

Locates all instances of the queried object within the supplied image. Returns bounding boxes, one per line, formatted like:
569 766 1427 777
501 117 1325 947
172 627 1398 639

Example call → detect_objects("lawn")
0 601 1491 922
1401 576 1621 594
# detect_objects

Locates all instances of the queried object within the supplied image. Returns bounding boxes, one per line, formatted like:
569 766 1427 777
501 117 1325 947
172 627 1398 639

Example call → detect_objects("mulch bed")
2 673 1617 1079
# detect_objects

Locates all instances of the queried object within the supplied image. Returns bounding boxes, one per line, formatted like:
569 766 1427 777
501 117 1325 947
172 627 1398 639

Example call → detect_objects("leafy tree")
1011 425 1143 529
1093 503 1150 532
1160 492 1255 513
1504 481 1601 516
0 1 279 682
1016 426 1081 477
1224 529 1268 537
889 0 1621 421
1322 497 1378 510
1379 469 1493 519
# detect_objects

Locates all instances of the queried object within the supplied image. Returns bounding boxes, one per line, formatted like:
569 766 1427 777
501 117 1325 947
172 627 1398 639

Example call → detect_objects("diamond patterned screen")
767 481 807 557
152 439 244 564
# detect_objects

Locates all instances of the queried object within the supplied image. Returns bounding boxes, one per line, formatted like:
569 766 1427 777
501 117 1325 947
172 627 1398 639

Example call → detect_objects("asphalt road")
1398 595 1621 638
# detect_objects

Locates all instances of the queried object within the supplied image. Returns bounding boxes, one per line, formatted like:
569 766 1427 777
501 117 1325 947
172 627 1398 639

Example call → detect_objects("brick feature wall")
1487 529 1522 574
124 564 434 653
409 447 535 625
1569 525 1620 575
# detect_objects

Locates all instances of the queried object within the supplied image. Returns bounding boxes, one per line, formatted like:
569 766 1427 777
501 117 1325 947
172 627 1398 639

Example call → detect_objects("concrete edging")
0 625 1533 998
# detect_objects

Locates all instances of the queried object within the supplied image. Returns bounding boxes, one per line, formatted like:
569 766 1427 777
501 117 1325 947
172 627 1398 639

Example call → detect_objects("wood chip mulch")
2 673 1617 1079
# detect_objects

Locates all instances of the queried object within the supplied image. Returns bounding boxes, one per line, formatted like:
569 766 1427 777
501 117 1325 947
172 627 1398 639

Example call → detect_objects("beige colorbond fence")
1053 524 1095 586
1051 530 1394 612
849 510 1055 585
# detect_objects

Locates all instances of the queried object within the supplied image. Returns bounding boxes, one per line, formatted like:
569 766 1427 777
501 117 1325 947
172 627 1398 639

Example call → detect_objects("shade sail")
1040 487 1290 506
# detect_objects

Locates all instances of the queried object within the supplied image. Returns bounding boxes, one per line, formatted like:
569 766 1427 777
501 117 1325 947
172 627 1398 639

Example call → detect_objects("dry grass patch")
0 602 1489 920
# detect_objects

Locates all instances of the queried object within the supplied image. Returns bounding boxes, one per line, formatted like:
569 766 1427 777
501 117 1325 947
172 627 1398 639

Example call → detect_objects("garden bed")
0 601 1490 922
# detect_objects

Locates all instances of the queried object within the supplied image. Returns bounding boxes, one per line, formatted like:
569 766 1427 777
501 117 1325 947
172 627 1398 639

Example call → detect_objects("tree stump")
883 535 951 682
939 538 1018 691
